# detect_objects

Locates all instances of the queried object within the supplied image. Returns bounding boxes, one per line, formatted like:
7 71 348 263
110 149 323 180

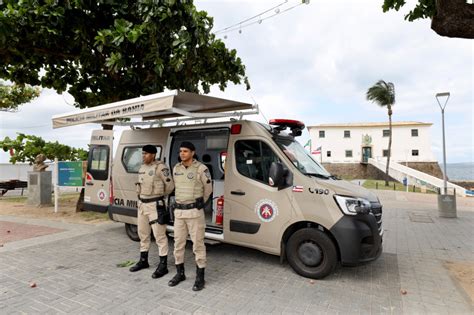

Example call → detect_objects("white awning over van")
52 90 254 129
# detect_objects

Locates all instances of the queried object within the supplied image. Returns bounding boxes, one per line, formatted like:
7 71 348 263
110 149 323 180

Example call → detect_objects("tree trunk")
76 188 85 212
385 112 392 186
432 0 474 39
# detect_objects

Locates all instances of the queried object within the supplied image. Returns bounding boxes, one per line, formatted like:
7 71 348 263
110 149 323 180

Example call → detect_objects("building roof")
307 121 432 129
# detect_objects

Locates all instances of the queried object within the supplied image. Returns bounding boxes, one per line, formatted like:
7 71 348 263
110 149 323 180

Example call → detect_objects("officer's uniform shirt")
173 159 212 219
137 160 174 199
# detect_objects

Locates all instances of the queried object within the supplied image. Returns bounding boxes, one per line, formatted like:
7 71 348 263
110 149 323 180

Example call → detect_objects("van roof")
52 90 255 129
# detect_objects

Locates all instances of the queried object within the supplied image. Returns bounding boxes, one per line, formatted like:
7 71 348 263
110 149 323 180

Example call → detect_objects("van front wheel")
286 228 337 279
125 223 140 242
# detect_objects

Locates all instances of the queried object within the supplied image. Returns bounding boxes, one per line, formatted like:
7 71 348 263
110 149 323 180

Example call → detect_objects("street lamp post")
435 92 450 194
435 92 456 218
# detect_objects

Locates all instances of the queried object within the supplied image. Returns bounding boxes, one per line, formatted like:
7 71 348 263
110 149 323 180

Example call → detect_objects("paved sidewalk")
0 191 473 314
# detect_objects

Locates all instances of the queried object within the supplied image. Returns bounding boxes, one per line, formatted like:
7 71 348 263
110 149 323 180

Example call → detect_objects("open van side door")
84 130 113 213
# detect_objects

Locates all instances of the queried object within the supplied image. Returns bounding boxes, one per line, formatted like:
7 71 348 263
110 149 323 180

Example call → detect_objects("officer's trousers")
173 210 206 268
137 201 168 255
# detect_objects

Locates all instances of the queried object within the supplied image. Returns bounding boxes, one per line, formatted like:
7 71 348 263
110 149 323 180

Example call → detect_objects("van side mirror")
269 162 291 190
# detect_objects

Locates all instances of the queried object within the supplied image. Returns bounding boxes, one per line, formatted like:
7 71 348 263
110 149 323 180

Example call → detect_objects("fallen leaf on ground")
116 260 136 268
400 289 407 295
7 230 11 233
29 282 36 288
309 280 315 284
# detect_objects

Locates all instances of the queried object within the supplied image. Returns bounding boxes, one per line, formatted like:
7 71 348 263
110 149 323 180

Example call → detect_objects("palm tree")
366 80 395 186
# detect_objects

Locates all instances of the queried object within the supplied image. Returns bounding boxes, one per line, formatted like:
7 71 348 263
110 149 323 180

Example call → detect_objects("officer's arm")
135 167 142 195
199 165 213 202
157 163 175 195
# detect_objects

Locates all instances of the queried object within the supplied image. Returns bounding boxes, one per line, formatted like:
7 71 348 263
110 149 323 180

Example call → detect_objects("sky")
0 0 473 164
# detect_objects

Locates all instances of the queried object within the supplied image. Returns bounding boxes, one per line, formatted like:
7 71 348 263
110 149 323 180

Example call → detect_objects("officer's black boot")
168 263 186 286
192 266 205 291
152 255 168 279
129 251 149 272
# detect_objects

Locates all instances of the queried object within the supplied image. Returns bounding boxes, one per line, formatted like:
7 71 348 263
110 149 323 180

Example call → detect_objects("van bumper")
329 205 383 265
83 202 109 213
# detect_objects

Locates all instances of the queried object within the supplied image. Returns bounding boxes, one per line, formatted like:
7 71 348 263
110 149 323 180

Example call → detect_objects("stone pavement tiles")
0 200 473 314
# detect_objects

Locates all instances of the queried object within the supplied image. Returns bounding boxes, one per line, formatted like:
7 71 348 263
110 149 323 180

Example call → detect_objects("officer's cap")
142 145 157 154
180 141 196 151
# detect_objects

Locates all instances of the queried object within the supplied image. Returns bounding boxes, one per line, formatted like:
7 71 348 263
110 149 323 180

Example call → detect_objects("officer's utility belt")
174 197 204 210
138 196 164 203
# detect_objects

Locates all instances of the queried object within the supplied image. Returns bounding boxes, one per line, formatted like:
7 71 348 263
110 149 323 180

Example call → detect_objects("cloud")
0 0 471 164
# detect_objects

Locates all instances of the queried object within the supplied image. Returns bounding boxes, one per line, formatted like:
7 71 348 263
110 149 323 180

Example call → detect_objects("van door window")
88 145 109 180
122 146 162 173
235 140 280 184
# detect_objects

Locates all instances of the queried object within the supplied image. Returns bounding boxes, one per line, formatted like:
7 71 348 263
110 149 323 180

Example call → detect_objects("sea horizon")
440 162 474 181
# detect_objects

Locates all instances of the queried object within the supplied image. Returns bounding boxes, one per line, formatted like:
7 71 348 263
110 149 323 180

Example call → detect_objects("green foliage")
382 0 436 21
366 80 395 109
0 133 88 164
0 82 41 111
0 1 250 109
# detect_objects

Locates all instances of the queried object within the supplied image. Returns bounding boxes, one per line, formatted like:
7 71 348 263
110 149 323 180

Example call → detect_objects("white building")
307 122 437 164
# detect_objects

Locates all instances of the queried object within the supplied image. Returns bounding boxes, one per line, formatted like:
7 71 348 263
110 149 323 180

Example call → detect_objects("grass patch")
0 195 28 202
362 180 436 193
79 211 109 221
1 193 80 203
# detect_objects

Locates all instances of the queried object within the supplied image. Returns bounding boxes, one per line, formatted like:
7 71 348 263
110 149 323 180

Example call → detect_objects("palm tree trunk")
385 110 392 186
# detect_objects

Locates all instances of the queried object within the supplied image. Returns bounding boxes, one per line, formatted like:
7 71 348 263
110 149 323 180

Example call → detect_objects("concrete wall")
451 181 474 190
0 163 32 181
405 162 444 180
322 162 443 181
322 163 393 180
308 123 436 163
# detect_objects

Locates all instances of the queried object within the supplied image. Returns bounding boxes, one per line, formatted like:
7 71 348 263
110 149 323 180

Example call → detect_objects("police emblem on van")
254 199 279 223
97 189 107 201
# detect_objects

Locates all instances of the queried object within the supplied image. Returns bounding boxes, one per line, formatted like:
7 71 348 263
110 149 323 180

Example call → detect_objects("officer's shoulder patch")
162 168 170 177
204 169 211 179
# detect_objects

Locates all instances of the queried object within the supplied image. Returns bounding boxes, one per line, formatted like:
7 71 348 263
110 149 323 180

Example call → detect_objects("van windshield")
275 137 332 179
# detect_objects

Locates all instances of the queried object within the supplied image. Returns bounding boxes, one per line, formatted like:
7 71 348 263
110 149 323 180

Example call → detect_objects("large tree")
0 82 41 112
383 0 474 39
0 133 88 164
366 80 396 186
0 0 250 109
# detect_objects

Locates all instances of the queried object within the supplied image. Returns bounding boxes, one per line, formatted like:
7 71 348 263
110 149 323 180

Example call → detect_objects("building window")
383 129 390 137
327 151 331 157
345 150 353 158
319 130 325 138
344 130 350 138
412 150 419 156
383 149 389 157
411 129 418 137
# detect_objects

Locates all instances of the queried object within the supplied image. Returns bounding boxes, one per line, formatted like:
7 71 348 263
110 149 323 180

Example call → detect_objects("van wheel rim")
298 242 322 267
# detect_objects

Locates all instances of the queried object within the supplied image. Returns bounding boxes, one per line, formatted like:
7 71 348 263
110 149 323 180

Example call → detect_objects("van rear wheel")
125 223 140 242
286 228 337 279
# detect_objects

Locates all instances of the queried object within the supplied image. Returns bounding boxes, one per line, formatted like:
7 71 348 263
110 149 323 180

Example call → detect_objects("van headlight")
334 195 371 215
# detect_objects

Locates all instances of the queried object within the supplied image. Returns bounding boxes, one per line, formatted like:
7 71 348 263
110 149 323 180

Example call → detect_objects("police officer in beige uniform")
168 142 212 291
129 145 174 279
